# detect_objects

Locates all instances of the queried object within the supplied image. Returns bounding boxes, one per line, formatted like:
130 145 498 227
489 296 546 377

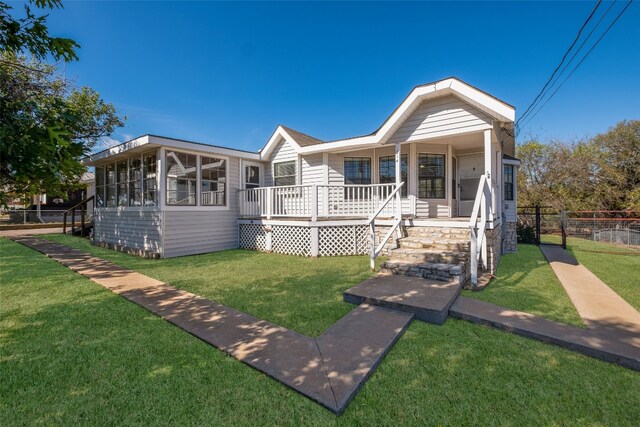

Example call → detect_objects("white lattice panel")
319 225 369 256
239 224 267 251
272 226 311 256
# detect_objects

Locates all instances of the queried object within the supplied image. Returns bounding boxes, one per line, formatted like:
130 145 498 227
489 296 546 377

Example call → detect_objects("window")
504 164 514 201
274 161 296 186
95 166 105 207
105 163 116 207
344 157 371 185
166 151 197 205
143 153 157 206
116 160 128 207
201 156 226 206
418 153 445 199
452 157 457 200
379 154 408 197
129 157 142 206
245 165 260 190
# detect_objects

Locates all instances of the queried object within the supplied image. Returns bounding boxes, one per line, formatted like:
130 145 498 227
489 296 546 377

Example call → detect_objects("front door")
457 153 483 216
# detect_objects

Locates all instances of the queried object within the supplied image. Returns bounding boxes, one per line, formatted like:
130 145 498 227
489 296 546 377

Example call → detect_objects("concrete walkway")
0 227 63 237
450 297 640 371
539 244 640 334
11 236 412 415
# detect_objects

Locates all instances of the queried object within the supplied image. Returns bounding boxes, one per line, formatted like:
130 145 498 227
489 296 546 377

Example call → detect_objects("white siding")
389 96 492 144
265 138 298 186
93 208 162 254
504 201 517 223
162 157 241 257
301 153 323 185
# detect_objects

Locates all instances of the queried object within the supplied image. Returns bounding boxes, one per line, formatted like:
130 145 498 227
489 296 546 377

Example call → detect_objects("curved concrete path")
11 236 413 415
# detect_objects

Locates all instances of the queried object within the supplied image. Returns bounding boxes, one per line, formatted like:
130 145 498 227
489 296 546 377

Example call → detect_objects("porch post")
447 144 453 217
395 143 402 220
483 129 493 220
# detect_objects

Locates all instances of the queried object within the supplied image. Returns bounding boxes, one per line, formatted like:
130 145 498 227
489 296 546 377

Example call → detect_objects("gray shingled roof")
280 125 325 146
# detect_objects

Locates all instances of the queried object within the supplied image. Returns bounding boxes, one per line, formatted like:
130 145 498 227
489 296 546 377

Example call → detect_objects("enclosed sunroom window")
166 151 197 205
143 153 157 206
129 157 142 207
105 163 116 207
95 166 105 207
201 156 226 206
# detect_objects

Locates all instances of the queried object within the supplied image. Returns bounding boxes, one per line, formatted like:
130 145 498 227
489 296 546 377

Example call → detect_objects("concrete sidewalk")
0 227 63 237
11 236 413 415
539 244 640 334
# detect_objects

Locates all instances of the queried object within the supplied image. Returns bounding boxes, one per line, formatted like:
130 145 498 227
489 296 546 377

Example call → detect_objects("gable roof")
279 125 325 147
259 77 515 159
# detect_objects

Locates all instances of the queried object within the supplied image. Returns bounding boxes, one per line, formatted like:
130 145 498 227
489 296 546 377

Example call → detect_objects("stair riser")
389 253 465 264
399 241 470 251
381 264 468 286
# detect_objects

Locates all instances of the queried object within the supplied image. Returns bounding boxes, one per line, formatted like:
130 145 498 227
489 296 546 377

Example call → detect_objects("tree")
0 53 124 206
592 120 640 210
0 0 79 62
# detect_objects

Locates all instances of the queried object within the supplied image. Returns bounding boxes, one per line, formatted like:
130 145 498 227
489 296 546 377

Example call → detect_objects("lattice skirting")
272 225 311 256
319 225 369 256
239 224 268 251
239 224 370 257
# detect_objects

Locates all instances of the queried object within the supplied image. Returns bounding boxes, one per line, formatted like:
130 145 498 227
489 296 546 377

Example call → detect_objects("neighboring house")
85 77 519 287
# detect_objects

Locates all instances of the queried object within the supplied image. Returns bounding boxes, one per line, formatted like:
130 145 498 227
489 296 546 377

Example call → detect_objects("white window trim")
163 148 231 211
343 156 372 185
241 160 263 189
272 160 297 187
417 152 447 200
377 153 408 197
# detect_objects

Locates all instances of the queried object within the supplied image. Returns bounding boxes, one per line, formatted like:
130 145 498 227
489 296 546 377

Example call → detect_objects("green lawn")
40 234 381 337
563 237 639 311
2 237 640 425
463 244 584 327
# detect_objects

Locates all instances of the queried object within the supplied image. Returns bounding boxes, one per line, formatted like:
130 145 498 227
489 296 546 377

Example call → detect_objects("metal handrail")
63 196 95 237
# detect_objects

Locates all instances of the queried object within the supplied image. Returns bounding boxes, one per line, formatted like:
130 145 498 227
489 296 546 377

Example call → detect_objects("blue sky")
41 1 640 151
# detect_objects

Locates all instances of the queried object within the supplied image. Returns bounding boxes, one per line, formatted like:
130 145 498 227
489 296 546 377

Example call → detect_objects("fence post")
535 205 541 245
561 209 566 249
80 203 86 237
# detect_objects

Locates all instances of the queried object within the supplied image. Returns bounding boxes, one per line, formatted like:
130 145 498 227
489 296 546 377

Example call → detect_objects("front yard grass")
2 237 640 425
462 244 584 326
40 234 379 337
563 237 639 311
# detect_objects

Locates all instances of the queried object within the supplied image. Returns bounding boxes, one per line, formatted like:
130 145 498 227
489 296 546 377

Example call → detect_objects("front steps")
344 275 461 325
381 226 471 287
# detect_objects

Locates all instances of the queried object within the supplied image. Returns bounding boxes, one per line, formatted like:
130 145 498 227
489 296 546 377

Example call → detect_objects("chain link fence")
517 207 640 248
0 210 68 224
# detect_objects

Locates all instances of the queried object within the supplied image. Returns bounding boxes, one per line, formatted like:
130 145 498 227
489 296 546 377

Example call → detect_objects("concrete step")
388 248 467 264
405 226 470 239
344 274 462 325
398 237 470 251
381 260 469 286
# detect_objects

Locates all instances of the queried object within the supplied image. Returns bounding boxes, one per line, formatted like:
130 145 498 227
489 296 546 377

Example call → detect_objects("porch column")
484 129 493 220
447 145 453 217
395 143 402 220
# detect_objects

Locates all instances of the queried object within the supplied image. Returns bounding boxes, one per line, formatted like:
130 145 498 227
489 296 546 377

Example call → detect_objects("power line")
517 1 602 131
517 0 633 132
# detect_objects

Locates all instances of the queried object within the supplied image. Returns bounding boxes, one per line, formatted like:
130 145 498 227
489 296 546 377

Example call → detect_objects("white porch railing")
238 184 398 220
469 174 492 288
368 182 404 270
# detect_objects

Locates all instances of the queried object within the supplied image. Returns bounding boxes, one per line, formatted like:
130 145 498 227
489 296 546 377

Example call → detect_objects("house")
85 77 519 287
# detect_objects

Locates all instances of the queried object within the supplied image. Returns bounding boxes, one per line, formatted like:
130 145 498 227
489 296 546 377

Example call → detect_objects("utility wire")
539 1 618 108
517 1 602 131
518 0 633 131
